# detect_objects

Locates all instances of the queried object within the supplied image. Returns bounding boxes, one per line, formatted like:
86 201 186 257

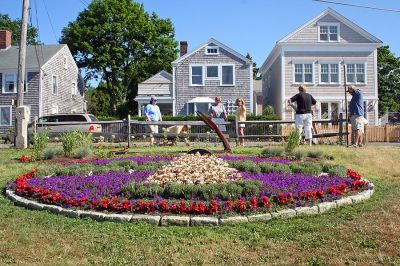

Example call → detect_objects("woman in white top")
235 97 247 146
209 96 227 132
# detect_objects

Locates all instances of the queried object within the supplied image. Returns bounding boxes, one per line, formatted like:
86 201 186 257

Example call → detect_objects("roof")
140 71 172 84
172 38 252 65
279 8 382 44
137 71 173 96
0 44 65 69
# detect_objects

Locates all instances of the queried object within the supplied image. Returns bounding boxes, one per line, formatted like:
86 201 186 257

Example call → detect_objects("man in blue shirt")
347 85 365 147
144 95 162 145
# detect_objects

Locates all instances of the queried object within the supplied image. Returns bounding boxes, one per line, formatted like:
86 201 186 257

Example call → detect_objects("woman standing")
235 97 247 146
209 96 227 131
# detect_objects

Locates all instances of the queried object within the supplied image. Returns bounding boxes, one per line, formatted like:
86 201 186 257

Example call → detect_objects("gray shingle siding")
41 46 84 116
174 44 251 115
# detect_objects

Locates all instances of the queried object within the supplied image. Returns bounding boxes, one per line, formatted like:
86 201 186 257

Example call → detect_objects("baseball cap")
150 95 157 101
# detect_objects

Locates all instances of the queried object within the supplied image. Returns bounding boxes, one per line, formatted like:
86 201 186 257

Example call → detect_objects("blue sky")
2 0 399 69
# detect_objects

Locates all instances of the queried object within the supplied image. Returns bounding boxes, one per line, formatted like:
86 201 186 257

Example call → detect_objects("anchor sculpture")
196 111 232 153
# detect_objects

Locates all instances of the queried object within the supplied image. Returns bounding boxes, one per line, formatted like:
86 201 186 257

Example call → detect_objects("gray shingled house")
0 30 85 133
260 8 382 125
135 38 254 116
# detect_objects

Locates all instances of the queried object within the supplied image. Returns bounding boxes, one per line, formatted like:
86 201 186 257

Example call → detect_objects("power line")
78 0 89 8
41 0 59 42
313 0 400 13
33 0 44 63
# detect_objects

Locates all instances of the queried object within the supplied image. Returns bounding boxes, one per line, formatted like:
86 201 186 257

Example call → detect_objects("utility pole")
15 0 30 148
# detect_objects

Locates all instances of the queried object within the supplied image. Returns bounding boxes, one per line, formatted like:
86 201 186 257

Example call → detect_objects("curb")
5 181 374 226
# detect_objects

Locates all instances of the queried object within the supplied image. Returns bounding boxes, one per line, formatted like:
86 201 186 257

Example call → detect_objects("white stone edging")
5 180 374 226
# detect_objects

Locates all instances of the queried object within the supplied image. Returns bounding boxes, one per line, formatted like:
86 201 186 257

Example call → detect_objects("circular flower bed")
6 154 370 217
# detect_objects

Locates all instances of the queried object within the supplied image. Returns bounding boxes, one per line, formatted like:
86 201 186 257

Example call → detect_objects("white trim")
292 61 315 85
51 104 59 114
2 73 17 94
250 64 254 114
317 22 340 42
220 64 235 86
373 49 378 99
51 74 58 95
172 67 176 116
189 64 204 86
205 45 219 55
280 47 285 119
172 38 251 65
205 65 219 80
0 105 12 126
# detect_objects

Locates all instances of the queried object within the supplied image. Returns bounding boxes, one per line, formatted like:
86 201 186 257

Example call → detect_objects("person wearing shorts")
288 85 317 145
347 85 365 147
235 97 247 146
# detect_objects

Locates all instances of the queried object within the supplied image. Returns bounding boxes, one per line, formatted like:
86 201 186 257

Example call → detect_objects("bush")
228 161 261 173
289 162 322 176
307 150 323 158
294 150 306 160
260 147 284 158
321 163 347 177
62 131 78 157
121 179 263 201
75 147 93 159
285 128 300 153
258 162 291 173
43 148 57 160
31 132 49 161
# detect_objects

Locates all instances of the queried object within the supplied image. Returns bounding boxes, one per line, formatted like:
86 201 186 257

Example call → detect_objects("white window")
294 63 313 84
63 55 68 69
0 106 12 126
225 100 237 115
206 65 219 79
190 65 204 86
24 72 29 93
51 104 58 114
71 82 77 96
319 23 339 42
221 65 235 86
52 75 58 95
205 46 219 55
346 63 365 84
2 73 16 93
320 63 339 84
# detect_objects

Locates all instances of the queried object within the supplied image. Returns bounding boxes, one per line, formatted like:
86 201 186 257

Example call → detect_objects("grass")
1 144 400 265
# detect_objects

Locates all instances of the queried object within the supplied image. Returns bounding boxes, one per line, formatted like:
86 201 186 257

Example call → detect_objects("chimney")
0 30 12 50
180 41 188 57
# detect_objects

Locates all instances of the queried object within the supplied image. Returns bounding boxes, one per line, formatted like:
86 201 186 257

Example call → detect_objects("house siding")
286 14 372 43
41 46 84 116
282 50 377 123
0 71 40 133
174 43 251 115
262 55 282 117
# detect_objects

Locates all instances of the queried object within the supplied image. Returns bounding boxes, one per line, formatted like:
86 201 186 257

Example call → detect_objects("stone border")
5 181 374 226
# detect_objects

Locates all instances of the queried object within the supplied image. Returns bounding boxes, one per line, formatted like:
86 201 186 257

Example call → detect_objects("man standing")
347 85 365 147
144 95 162 145
288 85 317 145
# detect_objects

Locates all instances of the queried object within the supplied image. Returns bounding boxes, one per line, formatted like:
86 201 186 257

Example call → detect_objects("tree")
246 53 261 80
60 0 178 115
378 46 400 115
0 13 39 45
85 82 114 117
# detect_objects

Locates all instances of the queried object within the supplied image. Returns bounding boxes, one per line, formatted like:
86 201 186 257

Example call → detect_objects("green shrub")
42 148 56 160
75 147 93 159
290 162 322 176
62 131 78 157
285 128 300 153
76 131 93 147
121 180 263 201
31 132 49 161
228 161 261 173
307 150 323 158
293 150 306 160
260 147 284 158
321 163 347 177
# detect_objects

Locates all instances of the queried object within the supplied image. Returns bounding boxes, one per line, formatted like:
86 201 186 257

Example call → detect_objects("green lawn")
1 145 400 265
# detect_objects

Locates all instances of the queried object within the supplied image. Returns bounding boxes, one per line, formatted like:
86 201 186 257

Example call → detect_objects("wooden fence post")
338 113 343 144
385 124 389 142
127 115 131 148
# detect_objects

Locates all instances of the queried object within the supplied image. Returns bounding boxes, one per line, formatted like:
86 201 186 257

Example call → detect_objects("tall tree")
378 45 400 115
246 53 261 80
0 13 39 45
60 0 178 114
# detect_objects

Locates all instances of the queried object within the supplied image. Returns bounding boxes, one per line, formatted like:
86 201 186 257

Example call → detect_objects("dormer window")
318 23 339 42
205 46 219 55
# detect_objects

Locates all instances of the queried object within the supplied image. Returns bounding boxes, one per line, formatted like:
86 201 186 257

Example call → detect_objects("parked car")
28 113 102 138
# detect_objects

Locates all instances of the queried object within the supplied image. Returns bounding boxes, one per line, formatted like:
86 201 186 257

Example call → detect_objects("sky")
1 0 399 74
